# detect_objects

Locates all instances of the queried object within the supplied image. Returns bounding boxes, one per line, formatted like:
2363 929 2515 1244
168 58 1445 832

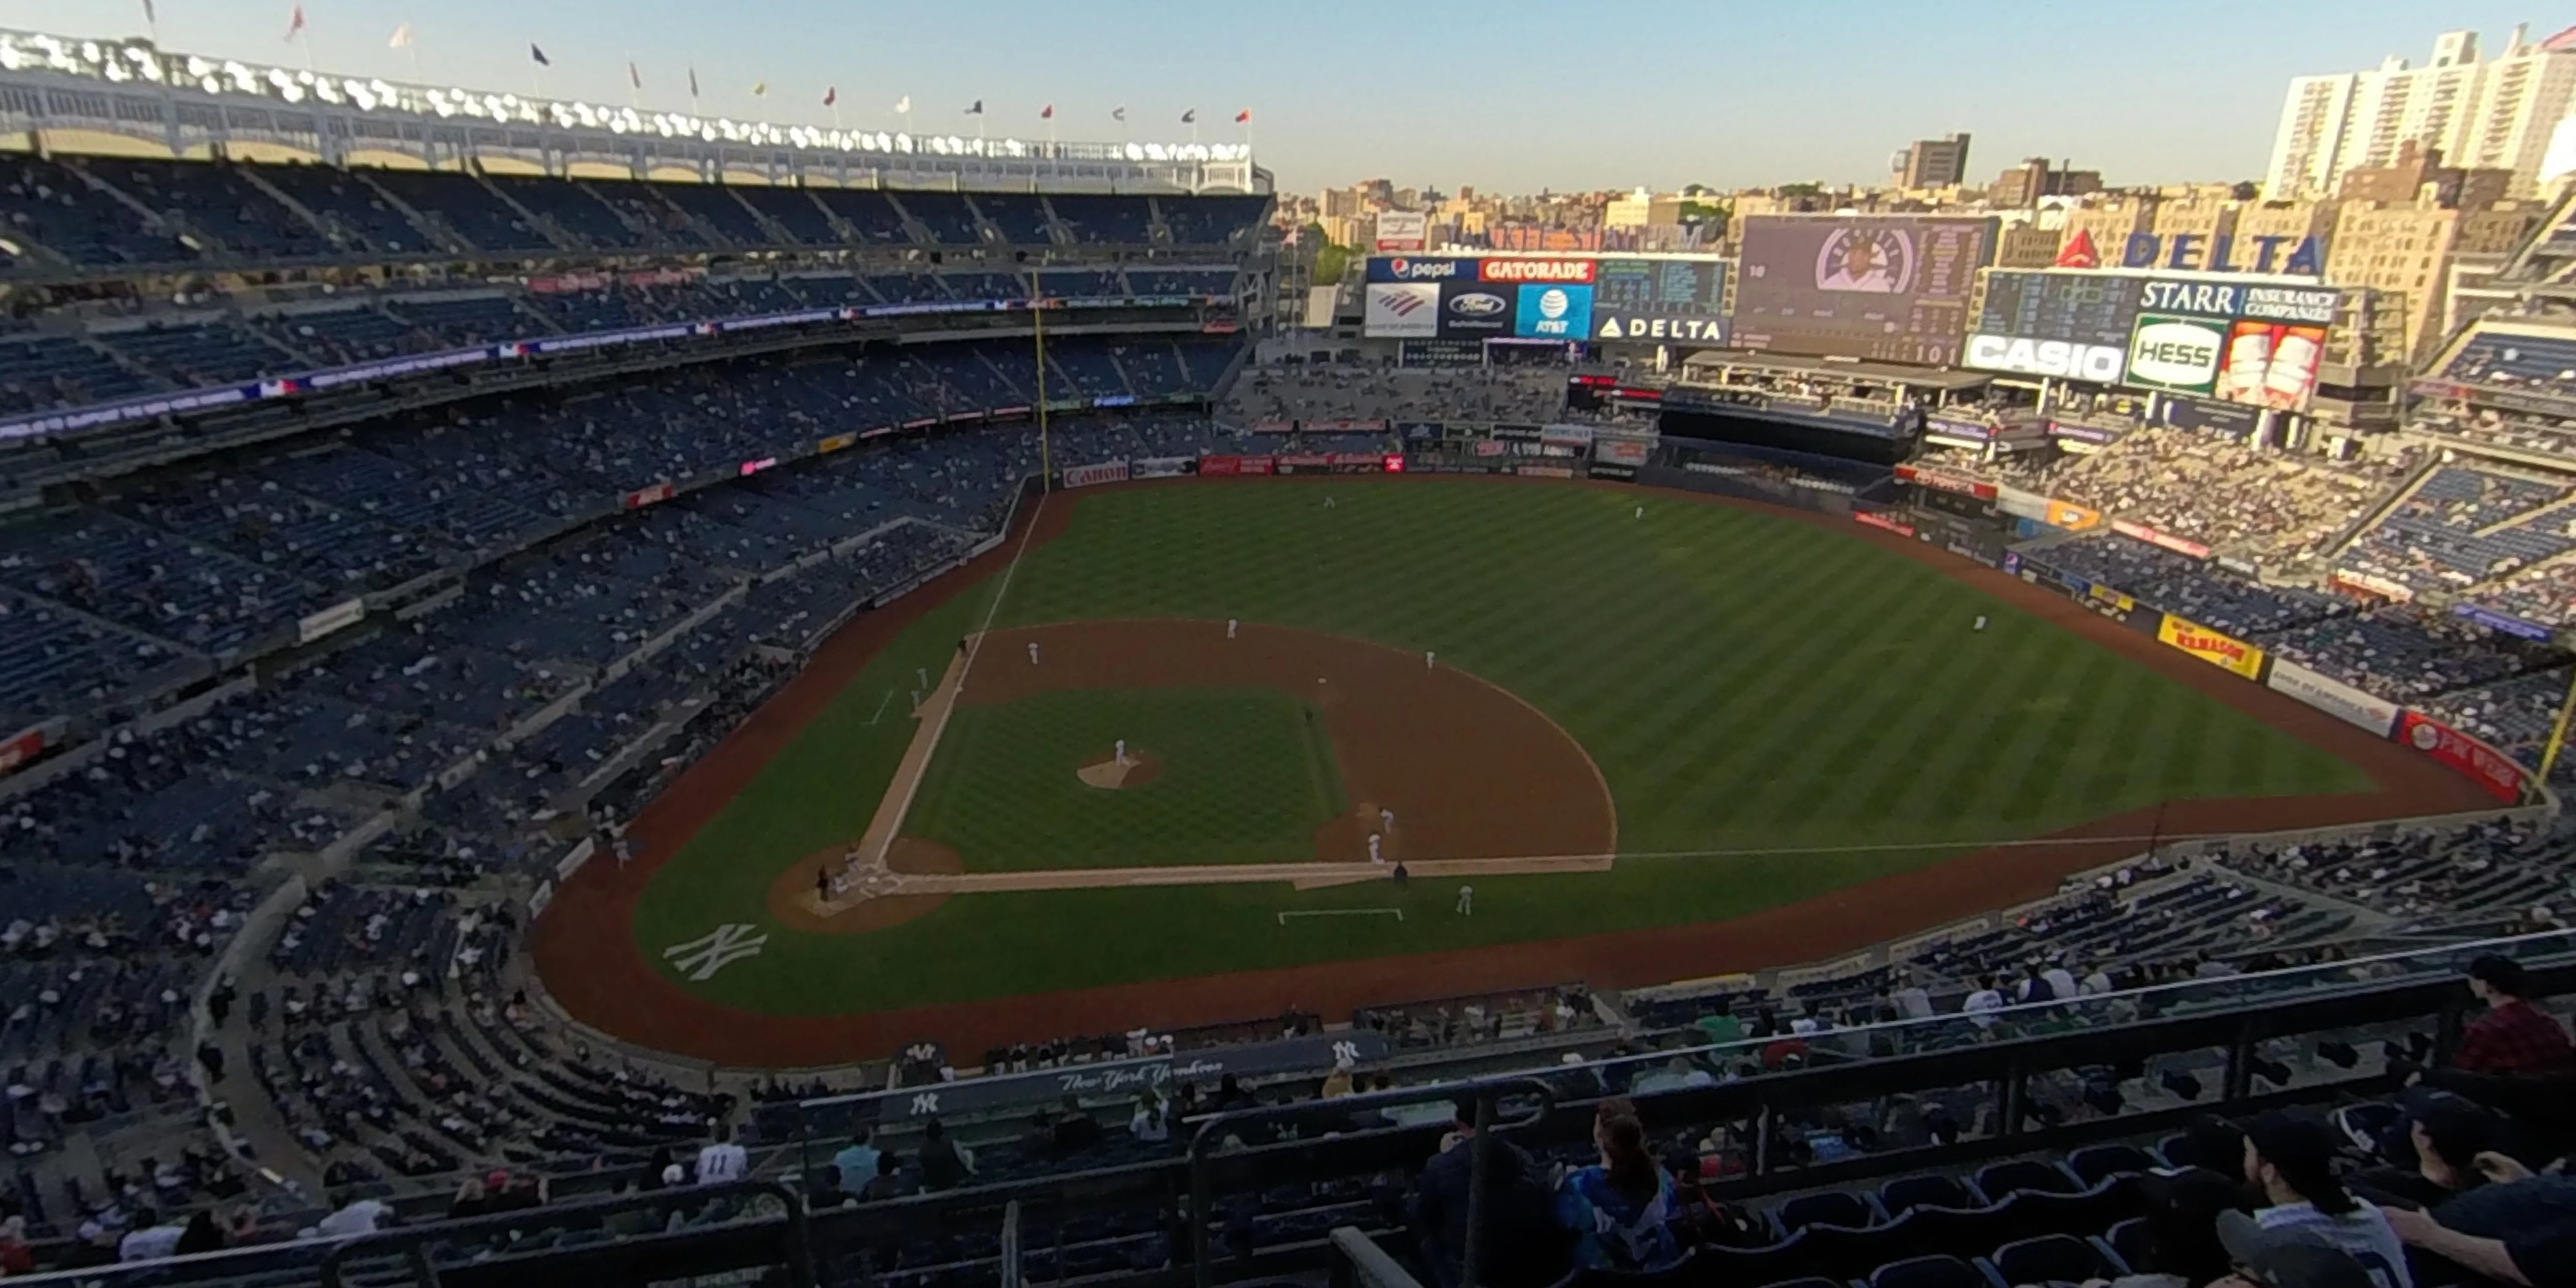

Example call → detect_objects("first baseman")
1455 885 1473 916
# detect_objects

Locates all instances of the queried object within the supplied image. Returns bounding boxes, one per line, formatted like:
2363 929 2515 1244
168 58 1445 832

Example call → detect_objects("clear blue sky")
3 0 2517 194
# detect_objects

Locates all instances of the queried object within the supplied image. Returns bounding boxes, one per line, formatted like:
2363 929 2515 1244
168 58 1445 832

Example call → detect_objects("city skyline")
0 0 2520 195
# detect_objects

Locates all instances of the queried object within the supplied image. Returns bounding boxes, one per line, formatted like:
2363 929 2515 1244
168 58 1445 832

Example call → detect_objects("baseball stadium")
3 15 2576 1288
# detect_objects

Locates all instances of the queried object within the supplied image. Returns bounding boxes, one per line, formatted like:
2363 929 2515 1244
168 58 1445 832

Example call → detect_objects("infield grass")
631 478 2375 1015
908 687 1348 871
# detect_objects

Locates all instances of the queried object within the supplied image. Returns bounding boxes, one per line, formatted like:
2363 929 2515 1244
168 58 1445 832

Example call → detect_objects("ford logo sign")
1448 293 1506 316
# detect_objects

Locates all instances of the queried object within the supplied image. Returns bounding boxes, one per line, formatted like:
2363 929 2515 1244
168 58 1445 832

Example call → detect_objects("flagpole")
141 0 158 45
625 51 638 109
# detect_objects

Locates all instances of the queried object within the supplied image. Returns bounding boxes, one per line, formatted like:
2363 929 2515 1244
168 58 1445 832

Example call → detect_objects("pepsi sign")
1367 257 1475 283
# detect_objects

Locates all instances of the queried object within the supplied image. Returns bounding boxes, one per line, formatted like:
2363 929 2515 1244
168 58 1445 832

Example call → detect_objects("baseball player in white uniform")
1425 650 1437 670
1115 739 1128 767
1367 834 1383 864
1379 807 1395 834
1227 619 1239 639
1027 641 1040 665
1455 885 1473 916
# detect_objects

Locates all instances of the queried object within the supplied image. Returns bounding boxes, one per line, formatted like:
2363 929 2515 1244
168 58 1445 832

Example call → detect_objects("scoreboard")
1595 259 1724 318
1974 271 2140 349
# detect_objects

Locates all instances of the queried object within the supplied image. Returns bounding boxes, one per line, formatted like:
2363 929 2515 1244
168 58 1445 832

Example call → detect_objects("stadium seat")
2065 1144 2157 1186
1971 1160 2081 1204
1878 1175 1978 1218
1985 1233 2123 1287
1868 1254 1987 1288
1775 1191 1881 1235
1691 1230 1813 1287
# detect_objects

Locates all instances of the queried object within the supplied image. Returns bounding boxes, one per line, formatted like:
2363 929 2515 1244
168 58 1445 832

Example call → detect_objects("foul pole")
1032 273 1052 492
2537 664 2576 788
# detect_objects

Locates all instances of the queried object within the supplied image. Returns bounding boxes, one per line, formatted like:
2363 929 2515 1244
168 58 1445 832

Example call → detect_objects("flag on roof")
688 66 699 98
628 61 642 89
965 99 983 115
823 86 837 107
529 43 550 67
1235 109 1251 124
1040 104 1053 120
284 4 305 40
1112 106 1126 122
751 81 768 97
389 22 414 49
895 95 912 113
1180 109 1196 124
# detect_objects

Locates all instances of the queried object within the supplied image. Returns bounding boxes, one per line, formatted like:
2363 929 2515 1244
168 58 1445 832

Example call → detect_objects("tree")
1777 181 1825 198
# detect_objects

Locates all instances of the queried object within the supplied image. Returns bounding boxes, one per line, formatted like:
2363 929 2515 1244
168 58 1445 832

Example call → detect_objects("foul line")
862 688 895 727
955 488 1050 697
1278 908 1404 925
864 490 1050 865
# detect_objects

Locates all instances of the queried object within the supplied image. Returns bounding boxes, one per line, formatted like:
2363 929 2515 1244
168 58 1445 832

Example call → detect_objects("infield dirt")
530 479 2505 1067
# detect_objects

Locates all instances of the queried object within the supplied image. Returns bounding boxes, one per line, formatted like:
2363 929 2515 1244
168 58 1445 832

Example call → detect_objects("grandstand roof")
0 27 1263 193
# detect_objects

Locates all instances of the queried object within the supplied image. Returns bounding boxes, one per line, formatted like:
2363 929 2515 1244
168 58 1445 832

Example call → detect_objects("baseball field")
533 478 2492 1065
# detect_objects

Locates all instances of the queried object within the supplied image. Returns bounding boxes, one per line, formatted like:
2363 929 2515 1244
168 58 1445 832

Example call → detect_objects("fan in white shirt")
695 1122 750 1185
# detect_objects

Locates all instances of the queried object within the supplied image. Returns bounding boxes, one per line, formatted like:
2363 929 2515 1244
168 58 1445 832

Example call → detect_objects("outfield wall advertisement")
1731 215 1995 365
2266 658 2400 736
2396 711 2526 804
2156 615 2265 679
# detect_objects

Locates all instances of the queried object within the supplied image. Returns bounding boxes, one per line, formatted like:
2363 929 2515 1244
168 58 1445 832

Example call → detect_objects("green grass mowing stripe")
1870 623 2068 828
1947 633 2099 828
1689 572 1968 833
1756 597 2043 831
1990 647 2128 825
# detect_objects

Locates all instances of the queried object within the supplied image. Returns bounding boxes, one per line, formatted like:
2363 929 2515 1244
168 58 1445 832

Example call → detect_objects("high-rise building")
2326 201 2538 361
2265 26 2576 201
2336 141 2517 208
1892 133 1972 189
1990 158 2104 207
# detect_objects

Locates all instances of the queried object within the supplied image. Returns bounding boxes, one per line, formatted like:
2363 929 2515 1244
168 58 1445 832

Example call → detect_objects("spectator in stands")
0 1217 34 1277
312 1194 394 1239
2352 1091 2505 1209
2214 1243 2381 1288
2233 1113 2413 1288
833 1127 881 1199
117 1214 184 1263
1964 974 2006 1031
695 1121 749 1185
1554 1101 1681 1273
171 1210 227 1256
2453 956 2574 1075
1408 1096 1563 1288
1052 1095 1102 1154
918 1116 974 1191
1131 1089 1171 1143
2382 1150 2576 1288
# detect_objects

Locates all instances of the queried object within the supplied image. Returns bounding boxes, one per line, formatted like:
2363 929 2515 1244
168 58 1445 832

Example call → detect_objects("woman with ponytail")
1557 1102 1683 1271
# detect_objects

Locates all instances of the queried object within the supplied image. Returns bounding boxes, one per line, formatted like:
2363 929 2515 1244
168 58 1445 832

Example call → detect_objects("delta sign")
2053 227 2326 280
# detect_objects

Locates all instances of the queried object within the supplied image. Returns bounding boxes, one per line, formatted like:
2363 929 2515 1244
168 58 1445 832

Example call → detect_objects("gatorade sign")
2125 314 2223 394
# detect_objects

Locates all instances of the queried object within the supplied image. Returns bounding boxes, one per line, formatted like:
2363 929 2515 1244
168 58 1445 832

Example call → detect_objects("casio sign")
2127 318 2222 388
1448 292 1507 317
1965 334 2124 382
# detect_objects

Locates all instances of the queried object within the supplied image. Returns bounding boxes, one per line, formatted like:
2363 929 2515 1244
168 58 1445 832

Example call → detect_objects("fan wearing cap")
2351 1091 2502 1210
2383 1152 2576 1288
2236 1112 2413 1288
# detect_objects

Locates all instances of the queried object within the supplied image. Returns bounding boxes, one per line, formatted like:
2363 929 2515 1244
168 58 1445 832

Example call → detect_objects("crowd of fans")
1225 364 1569 428
1976 428 2409 565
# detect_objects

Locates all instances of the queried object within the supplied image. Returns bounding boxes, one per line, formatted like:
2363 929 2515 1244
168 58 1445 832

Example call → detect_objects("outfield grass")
630 480 2374 1015
907 687 1348 871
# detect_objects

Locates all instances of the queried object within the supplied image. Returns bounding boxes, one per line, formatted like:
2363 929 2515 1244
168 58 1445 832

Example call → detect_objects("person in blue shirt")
1556 1103 1682 1273
832 1128 882 1201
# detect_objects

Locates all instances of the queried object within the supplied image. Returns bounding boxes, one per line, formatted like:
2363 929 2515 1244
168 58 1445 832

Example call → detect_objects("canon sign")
1480 259 1595 284
1965 334 2125 382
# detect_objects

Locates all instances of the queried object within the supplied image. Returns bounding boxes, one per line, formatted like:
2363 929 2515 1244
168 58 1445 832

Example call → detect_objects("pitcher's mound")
1077 750 1163 790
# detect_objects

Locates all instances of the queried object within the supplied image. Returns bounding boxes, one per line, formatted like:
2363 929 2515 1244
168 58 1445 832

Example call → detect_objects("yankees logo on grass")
663 924 769 980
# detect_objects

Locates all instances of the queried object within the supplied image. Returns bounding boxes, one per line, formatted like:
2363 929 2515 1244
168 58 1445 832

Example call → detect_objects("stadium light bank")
0 28 1256 186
